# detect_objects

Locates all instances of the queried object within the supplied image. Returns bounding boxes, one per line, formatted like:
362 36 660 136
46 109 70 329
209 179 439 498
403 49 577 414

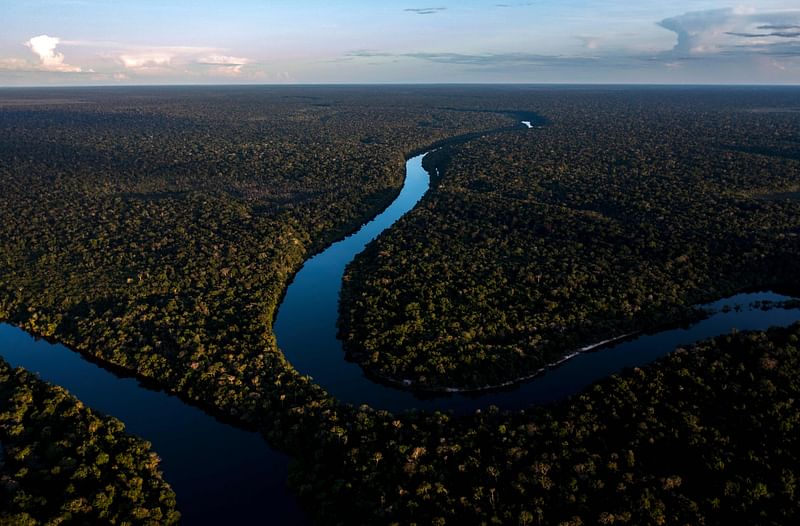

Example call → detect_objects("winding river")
2 118 800 523
0 324 308 525
272 134 800 413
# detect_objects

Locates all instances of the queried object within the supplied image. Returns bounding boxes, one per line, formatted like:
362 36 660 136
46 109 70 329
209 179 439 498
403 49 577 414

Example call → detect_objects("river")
272 139 800 413
0 323 309 525
2 118 799 523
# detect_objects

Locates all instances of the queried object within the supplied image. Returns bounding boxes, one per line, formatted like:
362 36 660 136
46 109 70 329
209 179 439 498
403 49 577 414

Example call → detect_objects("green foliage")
2 87 800 525
341 89 800 389
0 88 510 420
0 358 179 524
301 324 800 525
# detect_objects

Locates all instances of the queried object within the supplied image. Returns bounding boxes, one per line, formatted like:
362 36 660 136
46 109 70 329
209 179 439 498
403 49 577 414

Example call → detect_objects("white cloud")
117 47 209 69
197 54 250 66
24 34 82 72
206 65 244 76
732 6 757 16
119 52 174 69
658 8 800 56
116 48 255 77
197 54 251 75
577 36 602 50
0 58 31 71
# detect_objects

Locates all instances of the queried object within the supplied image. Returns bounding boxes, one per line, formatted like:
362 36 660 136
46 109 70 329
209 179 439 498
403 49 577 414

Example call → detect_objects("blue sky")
1 1 799 85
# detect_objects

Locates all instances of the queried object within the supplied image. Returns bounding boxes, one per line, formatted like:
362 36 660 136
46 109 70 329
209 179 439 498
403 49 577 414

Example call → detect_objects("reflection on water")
2 116 798 525
0 324 308 526
273 151 800 414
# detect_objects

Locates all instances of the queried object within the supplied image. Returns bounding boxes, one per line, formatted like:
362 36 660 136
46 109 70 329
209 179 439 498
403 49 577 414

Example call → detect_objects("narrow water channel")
0 324 308 525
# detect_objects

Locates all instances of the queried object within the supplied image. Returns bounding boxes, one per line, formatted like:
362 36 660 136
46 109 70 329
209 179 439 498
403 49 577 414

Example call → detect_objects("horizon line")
3 81 800 90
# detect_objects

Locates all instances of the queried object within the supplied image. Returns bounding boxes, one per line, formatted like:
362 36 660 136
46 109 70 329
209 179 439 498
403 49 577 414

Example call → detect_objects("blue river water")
2 123 799 523
0 324 308 525
273 150 800 413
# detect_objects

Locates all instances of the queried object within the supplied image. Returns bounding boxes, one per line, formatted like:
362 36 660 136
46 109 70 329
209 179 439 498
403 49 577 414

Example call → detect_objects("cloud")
116 48 262 78
577 36 603 50
197 54 251 75
349 50 609 70
658 8 737 54
405 51 579 66
495 2 535 7
727 31 800 38
658 8 800 56
117 47 248 75
24 35 81 72
769 59 787 71
347 50 395 58
0 58 31 71
119 52 174 69
757 25 800 31
197 54 250 66
404 7 446 15
343 7 800 81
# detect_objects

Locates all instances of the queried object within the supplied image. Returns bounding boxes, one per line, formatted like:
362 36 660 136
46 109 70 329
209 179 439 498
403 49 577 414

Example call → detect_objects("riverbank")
375 330 641 395
0 356 181 525
0 323 309 525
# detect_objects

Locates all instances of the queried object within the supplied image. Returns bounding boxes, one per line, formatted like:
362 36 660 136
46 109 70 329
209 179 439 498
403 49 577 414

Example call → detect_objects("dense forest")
300 322 800 525
0 357 179 524
341 88 800 389
1 86 799 524
0 86 513 418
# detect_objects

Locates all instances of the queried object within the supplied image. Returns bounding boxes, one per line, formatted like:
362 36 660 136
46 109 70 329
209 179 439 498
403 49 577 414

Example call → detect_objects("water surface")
3 117 799 525
0 324 308 526
273 152 800 413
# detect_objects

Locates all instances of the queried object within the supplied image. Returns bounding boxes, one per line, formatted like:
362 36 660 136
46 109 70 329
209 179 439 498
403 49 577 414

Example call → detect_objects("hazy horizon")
2 1 800 86
4 82 800 90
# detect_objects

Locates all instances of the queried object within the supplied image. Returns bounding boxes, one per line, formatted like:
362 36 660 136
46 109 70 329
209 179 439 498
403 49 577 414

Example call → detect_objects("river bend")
2 118 800 523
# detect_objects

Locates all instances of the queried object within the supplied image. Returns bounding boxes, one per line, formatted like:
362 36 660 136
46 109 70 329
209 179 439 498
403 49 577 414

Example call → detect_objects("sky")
1 1 799 85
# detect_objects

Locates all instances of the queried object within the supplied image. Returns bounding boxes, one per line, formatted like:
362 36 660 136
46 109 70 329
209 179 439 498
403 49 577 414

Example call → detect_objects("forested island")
1 86 800 524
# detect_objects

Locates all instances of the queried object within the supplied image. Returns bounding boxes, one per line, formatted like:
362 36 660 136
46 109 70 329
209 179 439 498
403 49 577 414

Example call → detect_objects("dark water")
273 151 800 414
461 291 800 412
2 121 800 523
274 151 435 411
0 324 308 526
